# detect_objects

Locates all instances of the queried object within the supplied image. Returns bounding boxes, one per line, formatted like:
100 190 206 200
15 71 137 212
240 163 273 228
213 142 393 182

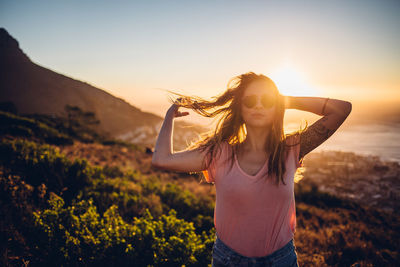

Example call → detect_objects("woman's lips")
251 114 266 122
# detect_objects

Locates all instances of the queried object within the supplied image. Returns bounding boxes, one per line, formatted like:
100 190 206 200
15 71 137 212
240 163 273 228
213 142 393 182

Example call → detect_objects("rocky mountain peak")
0 27 30 63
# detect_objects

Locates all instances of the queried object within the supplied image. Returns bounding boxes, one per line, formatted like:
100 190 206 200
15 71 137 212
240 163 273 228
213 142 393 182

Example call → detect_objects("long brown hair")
166 71 306 186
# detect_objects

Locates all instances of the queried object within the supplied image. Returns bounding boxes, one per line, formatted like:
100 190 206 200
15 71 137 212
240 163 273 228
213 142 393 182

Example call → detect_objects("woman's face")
240 80 277 128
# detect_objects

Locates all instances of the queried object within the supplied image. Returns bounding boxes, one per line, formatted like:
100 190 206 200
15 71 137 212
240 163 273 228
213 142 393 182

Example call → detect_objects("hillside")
0 28 207 150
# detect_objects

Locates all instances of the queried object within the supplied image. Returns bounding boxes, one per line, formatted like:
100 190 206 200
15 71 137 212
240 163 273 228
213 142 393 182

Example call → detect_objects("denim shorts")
211 233 299 267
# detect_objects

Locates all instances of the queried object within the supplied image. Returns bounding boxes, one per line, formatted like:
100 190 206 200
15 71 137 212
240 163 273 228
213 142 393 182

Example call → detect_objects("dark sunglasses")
242 94 276 109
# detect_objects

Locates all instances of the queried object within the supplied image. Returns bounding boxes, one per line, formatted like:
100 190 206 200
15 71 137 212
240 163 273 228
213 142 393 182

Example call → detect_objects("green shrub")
0 111 73 145
77 176 146 221
102 164 124 178
158 183 214 233
32 193 215 266
0 139 101 202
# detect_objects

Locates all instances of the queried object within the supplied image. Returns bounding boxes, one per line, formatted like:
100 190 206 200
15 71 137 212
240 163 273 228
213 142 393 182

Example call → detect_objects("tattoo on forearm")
299 116 336 159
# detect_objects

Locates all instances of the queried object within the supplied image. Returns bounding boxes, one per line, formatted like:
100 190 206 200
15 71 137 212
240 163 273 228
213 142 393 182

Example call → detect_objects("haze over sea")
311 123 400 163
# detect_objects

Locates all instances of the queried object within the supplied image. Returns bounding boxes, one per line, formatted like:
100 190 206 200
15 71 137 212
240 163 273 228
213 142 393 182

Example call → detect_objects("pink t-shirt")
203 134 302 257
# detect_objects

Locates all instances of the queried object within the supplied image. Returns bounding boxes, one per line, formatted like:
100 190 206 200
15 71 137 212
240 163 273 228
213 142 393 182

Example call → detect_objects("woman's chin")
246 121 271 128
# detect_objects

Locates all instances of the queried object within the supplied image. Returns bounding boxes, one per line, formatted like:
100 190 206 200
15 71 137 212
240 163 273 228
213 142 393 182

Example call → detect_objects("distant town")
301 150 399 213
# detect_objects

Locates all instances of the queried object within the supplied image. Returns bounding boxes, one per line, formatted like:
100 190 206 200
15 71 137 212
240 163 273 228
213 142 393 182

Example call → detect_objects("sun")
269 64 319 97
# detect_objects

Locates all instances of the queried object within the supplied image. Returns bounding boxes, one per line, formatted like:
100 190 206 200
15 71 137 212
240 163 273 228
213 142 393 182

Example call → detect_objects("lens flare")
269 64 320 97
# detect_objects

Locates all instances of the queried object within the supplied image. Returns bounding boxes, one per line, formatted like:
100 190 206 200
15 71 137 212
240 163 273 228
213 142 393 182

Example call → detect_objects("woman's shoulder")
203 140 231 172
283 132 304 168
216 140 231 155
205 140 230 159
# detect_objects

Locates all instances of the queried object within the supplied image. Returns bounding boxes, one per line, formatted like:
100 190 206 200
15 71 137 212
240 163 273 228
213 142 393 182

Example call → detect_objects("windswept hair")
166 71 306 186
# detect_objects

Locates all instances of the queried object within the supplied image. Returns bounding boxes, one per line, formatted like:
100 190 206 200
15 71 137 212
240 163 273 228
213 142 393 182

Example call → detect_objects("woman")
151 72 352 266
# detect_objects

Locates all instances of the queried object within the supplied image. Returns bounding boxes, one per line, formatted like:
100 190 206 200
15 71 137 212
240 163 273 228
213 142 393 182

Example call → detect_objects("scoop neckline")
234 151 269 178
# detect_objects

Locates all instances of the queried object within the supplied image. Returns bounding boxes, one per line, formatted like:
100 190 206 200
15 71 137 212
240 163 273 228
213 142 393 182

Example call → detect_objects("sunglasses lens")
261 95 275 108
243 95 257 108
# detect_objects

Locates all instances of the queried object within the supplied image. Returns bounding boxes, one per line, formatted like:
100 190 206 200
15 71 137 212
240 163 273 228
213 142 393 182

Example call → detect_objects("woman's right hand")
167 97 189 119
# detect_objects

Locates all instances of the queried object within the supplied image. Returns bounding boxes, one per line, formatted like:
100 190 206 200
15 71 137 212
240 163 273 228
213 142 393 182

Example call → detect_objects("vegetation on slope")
0 107 398 266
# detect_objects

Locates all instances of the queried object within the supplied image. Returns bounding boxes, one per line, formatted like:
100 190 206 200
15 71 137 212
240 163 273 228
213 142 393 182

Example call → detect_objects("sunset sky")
1 0 399 125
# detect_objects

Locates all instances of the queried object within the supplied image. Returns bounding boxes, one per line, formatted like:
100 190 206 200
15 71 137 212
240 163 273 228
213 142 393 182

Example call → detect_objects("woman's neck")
238 127 271 154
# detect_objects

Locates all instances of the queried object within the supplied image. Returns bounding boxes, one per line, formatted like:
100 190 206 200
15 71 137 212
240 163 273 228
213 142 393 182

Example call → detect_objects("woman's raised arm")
151 99 209 172
284 96 352 160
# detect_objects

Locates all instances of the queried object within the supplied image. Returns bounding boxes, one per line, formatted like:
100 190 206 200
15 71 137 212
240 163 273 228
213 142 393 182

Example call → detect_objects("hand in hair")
167 97 190 118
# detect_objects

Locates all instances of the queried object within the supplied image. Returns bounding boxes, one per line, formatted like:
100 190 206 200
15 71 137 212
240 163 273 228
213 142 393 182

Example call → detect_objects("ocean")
310 123 400 163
